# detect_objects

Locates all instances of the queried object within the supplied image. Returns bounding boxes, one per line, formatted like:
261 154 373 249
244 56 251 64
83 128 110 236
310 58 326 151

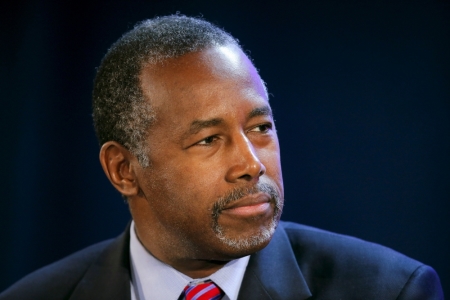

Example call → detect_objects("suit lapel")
69 224 132 300
238 224 312 300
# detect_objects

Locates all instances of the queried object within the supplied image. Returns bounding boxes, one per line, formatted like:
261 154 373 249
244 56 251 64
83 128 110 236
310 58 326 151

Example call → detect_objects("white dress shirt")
129 221 250 300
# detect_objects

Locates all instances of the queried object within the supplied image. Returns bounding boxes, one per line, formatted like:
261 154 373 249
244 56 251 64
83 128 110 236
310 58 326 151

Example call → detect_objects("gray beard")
211 181 283 250
213 216 279 250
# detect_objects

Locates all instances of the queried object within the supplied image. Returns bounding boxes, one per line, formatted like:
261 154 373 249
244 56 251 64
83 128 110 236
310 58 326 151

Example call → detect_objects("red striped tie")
183 280 224 300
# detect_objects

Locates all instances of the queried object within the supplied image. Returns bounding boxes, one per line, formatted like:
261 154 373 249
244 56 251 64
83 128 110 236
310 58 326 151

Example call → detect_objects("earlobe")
99 142 140 197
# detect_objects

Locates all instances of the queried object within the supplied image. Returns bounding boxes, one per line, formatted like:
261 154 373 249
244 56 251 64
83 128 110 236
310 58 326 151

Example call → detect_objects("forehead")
139 45 269 130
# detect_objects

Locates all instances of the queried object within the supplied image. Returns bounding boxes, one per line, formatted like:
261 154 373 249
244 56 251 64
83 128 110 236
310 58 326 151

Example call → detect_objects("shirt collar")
129 221 249 300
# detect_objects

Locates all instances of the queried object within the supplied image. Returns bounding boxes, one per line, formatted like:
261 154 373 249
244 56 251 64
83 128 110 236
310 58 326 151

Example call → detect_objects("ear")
99 141 140 197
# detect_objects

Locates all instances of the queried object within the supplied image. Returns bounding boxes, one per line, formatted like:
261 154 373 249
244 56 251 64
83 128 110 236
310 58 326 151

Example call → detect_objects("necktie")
183 280 224 300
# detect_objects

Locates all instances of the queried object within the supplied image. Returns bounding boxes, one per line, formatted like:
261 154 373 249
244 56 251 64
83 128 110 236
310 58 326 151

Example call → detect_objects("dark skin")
99 44 284 278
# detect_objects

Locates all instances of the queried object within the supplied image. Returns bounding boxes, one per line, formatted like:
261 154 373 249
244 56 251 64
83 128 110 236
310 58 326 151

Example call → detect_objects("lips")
220 192 272 216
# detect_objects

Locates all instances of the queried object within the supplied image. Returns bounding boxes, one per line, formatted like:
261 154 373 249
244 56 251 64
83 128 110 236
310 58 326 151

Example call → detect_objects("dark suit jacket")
0 221 444 299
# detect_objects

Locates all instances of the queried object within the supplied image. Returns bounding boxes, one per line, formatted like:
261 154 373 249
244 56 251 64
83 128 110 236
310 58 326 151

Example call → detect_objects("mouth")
211 182 283 251
212 180 282 220
220 192 272 217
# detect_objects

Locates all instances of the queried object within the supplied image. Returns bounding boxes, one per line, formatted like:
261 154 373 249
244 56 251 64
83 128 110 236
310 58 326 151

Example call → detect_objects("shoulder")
277 221 443 299
0 239 114 300
279 221 416 264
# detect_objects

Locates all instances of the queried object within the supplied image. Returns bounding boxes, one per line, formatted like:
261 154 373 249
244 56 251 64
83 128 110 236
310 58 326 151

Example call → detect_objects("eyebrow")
186 105 273 136
187 118 224 135
248 105 273 119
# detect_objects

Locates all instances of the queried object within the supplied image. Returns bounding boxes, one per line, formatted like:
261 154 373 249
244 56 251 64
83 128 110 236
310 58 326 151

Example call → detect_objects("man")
0 15 444 300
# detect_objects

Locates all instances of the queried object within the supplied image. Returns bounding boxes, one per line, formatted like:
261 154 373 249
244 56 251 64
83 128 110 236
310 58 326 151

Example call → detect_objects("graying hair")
212 181 283 250
92 15 239 167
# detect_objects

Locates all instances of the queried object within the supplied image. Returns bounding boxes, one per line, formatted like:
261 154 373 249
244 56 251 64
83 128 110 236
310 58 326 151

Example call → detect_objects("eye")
249 123 273 133
196 135 218 146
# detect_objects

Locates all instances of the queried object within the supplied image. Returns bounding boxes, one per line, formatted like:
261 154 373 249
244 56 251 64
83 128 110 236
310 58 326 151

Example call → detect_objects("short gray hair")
92 15 239 167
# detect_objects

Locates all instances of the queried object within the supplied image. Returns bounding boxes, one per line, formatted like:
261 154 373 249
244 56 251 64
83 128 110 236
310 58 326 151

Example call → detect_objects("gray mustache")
212 182 282 216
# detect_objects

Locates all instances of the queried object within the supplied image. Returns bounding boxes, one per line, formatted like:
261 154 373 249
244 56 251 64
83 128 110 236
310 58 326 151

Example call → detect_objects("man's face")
131 44 284 262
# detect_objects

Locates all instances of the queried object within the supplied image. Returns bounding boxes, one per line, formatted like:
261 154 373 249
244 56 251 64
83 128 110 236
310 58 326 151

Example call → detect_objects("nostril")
238 174 253 181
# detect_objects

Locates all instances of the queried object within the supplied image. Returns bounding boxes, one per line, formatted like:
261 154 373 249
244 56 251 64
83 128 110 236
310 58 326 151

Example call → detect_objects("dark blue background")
1 0 449 295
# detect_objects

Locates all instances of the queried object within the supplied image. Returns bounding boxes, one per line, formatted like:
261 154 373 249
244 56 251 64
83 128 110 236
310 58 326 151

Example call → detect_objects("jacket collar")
69 223 132 300
238 223 312 300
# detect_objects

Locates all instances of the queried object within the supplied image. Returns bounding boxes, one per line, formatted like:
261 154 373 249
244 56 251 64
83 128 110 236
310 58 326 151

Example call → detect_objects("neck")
167 258 229 279
136 228 230 278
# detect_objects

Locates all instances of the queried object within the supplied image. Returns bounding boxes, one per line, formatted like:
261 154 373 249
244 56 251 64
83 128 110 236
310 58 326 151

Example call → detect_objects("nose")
225 134 266 183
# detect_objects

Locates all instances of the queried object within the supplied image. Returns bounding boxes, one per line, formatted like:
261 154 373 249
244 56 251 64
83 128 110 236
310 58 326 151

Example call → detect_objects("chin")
213 219 278 256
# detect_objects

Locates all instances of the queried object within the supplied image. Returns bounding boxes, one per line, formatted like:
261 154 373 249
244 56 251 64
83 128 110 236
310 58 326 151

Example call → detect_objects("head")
93 15 238 167
94 15 284 275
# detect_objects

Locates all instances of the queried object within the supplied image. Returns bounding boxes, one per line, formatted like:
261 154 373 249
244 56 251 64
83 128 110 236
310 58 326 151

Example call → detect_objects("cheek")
175 155 228 194
259 145 282 171
147 160 223 216
258 147 284 191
